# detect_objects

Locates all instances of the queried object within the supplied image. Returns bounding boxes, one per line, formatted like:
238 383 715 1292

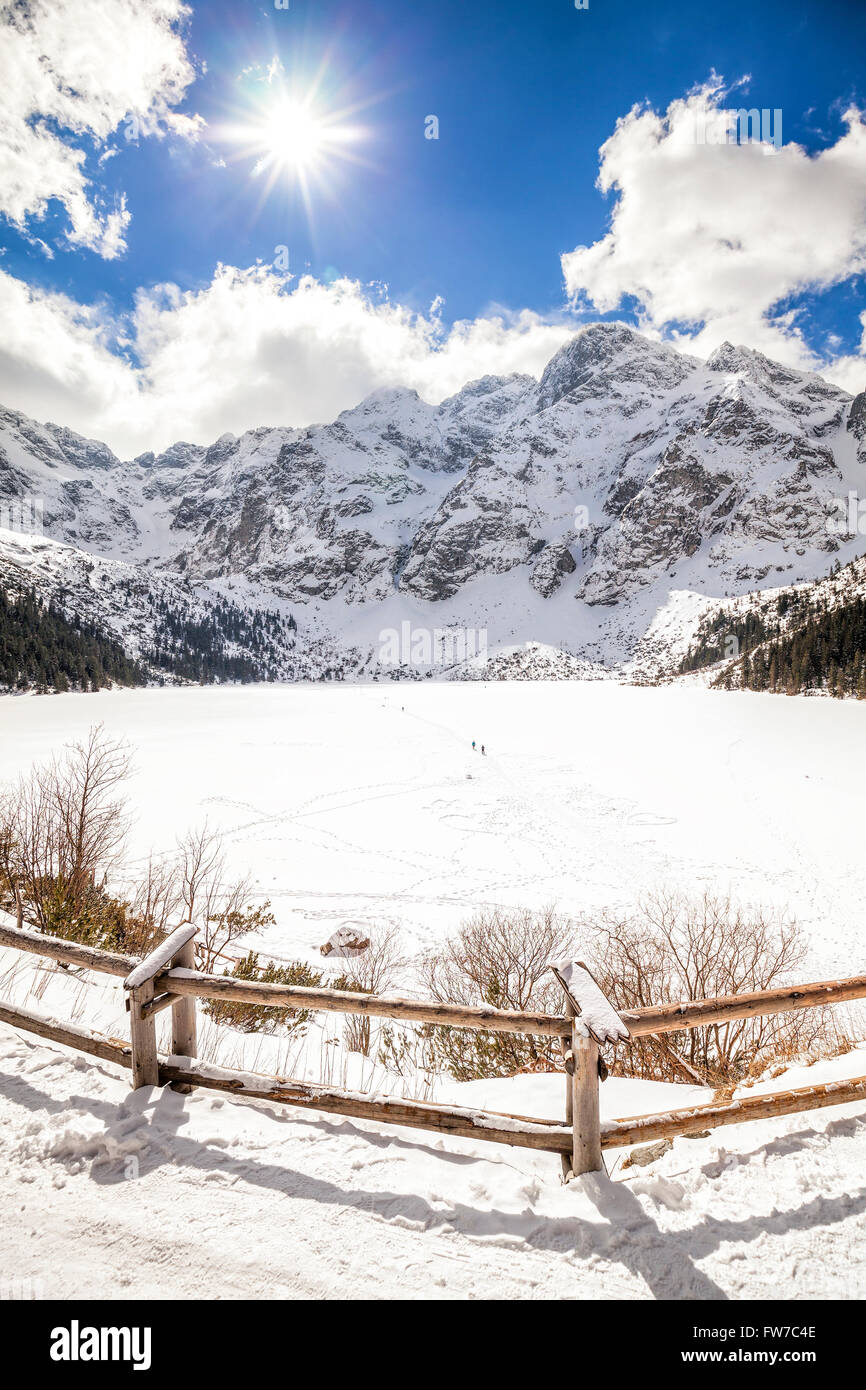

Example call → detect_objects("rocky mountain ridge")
1 322 864 680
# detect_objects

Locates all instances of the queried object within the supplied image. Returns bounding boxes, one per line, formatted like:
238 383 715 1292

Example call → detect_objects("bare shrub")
418 906 574 1080
587 890 845 1086
0 729 185 955
331 927 406 1055
0 788 23 925
0 733 272 972
25 727 129 907
175 824 273 970
176 824 225 926
0 727 134 946
378 1022 439 1084
120 854 184 956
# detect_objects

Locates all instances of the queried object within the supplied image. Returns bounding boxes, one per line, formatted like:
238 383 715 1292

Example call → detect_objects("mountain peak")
537 323 691 410
353 386 422 411
706 341 765 375
439 372 532 409
705 341 843 400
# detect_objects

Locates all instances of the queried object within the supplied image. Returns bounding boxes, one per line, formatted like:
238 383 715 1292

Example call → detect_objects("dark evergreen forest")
680 565 866 698
0 582 297 693
0 586 144 692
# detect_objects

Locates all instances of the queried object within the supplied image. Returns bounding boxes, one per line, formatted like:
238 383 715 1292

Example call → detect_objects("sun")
216 73 373 221
258 99 327 173
222 89 364 199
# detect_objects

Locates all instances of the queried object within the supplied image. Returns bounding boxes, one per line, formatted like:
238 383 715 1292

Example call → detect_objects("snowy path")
3 1025 866 1301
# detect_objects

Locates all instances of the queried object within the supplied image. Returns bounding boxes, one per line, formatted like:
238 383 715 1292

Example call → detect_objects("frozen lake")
1 681 864 975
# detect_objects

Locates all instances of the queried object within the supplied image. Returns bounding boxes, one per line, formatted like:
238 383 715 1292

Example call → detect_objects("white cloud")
0 265 575 457
561 79 866 387
0 0 201 258
820 312 866 396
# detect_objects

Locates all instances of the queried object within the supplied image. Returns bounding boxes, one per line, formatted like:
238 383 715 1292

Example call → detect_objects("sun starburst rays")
218 82 368 221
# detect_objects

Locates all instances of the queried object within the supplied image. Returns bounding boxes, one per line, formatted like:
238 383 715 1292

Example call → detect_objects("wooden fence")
1 918 865 1179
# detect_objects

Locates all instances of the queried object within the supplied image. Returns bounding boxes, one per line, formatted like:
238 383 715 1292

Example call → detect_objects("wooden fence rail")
622 975 866 1036
1 918 865 1182
154 965 570 1037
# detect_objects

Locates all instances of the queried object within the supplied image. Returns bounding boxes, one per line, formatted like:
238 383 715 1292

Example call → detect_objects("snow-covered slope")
2 323 865 677
2 1019 864 1299
667 551 866 691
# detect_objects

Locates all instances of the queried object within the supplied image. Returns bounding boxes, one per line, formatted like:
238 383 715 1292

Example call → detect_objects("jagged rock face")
399 458 541 600
706 341 843 413
848 391 866 465
1 323 864 669
580 452 734 605
576 383 843 605
394 325 857 611
537 323 695 411
848 391 866 432
530 540 576 597
0 407 120 474
160 375 536 602
0 405 142 553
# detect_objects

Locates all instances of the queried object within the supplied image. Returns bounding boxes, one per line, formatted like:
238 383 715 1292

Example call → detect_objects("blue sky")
1 0 865 455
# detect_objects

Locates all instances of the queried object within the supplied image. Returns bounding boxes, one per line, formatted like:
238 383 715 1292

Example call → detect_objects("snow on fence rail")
1 920 866 1180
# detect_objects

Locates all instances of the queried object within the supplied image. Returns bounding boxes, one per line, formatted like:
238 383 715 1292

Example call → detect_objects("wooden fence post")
129 979 159 1089
124 922 199 1093
559 1003 575 1182
170 933 198 1093
550 958 631 1179
571 1021 602 1176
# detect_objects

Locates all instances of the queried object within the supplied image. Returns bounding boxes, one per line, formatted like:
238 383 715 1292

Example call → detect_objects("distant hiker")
481 745 486 755
472 740 476 750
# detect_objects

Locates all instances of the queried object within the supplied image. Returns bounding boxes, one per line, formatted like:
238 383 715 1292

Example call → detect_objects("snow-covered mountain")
1 323 864 678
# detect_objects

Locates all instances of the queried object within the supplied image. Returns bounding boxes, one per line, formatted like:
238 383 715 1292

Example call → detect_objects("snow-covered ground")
2 681 866 1300
2 1023 865 1300
1 681 864 973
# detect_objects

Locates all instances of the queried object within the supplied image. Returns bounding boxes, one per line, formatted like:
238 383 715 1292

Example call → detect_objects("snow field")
2 681 866 1298
1 680 864 974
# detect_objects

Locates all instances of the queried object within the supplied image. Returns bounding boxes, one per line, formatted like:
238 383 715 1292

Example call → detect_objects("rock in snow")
320 927 371 957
